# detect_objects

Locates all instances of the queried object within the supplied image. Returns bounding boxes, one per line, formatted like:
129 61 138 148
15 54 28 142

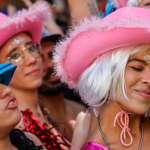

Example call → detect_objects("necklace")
98 115 143 150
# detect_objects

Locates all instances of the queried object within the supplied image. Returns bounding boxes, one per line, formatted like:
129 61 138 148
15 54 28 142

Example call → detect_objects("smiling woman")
53 7 150 150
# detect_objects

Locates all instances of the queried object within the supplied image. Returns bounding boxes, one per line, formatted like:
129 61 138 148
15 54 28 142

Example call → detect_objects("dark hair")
9 129 43 150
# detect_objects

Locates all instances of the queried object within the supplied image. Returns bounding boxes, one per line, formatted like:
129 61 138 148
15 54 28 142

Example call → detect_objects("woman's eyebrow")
6 47 18 58
128 58 148 65
25 41 33 46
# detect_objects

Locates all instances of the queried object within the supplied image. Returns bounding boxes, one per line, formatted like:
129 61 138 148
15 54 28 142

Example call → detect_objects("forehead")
4 32 31 46
41 41 55 54
129 46 150 60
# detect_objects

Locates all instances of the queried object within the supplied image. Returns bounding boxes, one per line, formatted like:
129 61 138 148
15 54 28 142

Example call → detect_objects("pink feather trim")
53 10 150 88
0 2 51 30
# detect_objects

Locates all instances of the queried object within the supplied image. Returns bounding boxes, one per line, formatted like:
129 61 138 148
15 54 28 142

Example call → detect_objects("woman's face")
138 0 150 8
0 32 43 90
116 47 150 115
0 80 21 134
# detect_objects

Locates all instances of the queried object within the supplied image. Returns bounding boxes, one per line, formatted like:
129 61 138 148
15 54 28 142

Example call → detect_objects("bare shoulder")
65 98 86 113
24 132 47 150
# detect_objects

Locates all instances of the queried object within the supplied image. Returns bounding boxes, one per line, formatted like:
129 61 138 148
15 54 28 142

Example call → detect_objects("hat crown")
0 13 9 23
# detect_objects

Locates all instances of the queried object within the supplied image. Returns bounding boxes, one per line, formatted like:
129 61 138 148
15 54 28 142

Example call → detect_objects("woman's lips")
26 69 39 76
6 98 18 109
135 89 150 100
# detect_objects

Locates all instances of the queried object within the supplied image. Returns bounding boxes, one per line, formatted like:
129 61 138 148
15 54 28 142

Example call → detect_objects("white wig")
77 44 149 108
127 0 142 7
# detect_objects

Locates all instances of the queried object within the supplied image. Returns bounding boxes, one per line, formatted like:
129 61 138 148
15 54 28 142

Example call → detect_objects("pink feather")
0 2 51 30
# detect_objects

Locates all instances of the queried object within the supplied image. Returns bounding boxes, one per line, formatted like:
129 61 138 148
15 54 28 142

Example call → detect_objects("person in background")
105 0 150 17
112 0 150 9
38 30 86 141
54 7 150 149
22 0 64 37
0 62 46 150
68 0 99 25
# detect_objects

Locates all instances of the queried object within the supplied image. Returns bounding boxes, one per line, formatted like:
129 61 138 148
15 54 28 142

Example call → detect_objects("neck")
99 100 141 144
39 92 66 115
10 87 42 115
0 136 16 150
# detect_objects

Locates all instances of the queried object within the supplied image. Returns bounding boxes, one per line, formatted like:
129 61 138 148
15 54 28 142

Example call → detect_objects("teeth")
9 101 14 105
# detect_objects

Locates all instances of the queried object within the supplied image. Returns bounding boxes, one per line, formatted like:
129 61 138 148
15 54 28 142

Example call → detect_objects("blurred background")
0 0 108 33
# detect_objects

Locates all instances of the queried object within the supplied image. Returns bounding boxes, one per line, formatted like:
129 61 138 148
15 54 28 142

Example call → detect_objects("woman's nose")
0 84 12 99
24 51 36 66
142 69 150 85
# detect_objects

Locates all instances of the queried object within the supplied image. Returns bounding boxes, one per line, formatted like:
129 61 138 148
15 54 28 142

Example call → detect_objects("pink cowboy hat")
0 3 50 47
53 7 150 88
113 0 141 8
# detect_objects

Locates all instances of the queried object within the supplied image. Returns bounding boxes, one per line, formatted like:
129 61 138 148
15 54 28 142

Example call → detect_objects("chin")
12 113 21 127
30 78 43 89
128 104 149 115
5 108 21 128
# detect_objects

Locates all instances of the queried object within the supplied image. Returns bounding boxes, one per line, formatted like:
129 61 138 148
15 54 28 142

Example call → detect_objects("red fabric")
21 109 70 150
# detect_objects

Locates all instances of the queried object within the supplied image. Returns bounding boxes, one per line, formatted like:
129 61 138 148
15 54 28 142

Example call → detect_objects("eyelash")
131 67 142 71
146 3 150 6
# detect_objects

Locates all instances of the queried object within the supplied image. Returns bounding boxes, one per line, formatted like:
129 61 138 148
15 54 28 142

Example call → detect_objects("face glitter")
21 45 26 50
12 37 25 45
144 55 150 62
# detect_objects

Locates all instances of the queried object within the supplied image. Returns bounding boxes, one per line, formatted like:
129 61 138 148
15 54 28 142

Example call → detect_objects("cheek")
0 50 7 64
37 57 43 73
0 102 6 117
9 66 24 86
124 69 139 90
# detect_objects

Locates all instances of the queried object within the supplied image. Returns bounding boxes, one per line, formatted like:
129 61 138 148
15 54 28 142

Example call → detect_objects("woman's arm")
68 0 99 25
69 112 91 150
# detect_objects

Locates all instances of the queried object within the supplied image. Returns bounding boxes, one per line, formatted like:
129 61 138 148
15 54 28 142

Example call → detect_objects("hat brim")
54 7 150 88
0 62 17 86
41 34 61 43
